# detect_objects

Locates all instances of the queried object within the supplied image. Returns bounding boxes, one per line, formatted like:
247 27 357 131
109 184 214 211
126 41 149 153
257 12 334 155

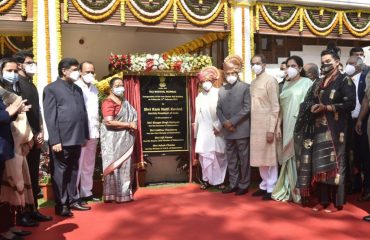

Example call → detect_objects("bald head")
303 63 319 81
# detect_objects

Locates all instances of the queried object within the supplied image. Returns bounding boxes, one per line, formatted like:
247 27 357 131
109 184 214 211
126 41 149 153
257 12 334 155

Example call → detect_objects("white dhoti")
77 138 98 198
199 152 227 185
259 165 278 193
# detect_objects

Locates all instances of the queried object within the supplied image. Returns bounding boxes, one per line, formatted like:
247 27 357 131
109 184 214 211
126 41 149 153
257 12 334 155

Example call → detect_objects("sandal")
200 182 210 190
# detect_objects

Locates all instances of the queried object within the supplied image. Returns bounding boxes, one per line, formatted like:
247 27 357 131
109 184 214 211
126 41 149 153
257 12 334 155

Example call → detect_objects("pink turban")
197 66 220 83
223 55 243 74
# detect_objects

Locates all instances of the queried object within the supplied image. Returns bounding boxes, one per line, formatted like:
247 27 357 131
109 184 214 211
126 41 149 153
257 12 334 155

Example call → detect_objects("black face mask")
321 63 334 75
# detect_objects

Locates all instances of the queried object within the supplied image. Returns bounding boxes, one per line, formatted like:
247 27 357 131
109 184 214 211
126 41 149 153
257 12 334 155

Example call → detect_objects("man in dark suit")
43 58 90 217
346 55 370 199
217 55 251 196
13 50 53 224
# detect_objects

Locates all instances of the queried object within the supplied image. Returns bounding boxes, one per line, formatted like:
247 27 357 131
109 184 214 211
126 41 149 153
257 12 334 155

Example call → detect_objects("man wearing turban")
194 66 227 190
216 55 251 195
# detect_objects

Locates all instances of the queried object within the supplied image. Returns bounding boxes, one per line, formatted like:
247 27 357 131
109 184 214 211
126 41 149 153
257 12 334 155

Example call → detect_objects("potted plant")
38 143 54 201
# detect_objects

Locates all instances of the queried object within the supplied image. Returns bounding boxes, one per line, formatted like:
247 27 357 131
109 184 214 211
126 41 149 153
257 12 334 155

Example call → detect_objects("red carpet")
27 184 370 240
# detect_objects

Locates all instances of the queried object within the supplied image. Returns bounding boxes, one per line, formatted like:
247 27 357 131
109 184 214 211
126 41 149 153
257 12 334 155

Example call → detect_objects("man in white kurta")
194 66 227 189
250 54 280 200
75 61 100 202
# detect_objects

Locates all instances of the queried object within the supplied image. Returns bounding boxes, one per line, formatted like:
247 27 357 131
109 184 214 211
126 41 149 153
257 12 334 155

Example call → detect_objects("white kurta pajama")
250 72 280 193
75 80 100 198
194 87 227 185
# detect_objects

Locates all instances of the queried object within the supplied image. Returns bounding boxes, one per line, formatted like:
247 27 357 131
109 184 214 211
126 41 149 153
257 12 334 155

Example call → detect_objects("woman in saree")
272 56 313 203
0 59 34 240
101 77 137 203
296 48 356 212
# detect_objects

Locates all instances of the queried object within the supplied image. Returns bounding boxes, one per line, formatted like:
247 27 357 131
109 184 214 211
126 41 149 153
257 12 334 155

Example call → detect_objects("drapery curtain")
123 76 144 170
188 76 199 182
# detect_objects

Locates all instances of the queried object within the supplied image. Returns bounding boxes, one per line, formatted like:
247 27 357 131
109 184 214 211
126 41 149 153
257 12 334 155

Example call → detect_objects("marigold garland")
223 1 228 26
177 0 224 25
0 0 16 12
71 0 120 21
32 0 38 86
64 0 69 22
303 10 339 36
229 6 234 54
21 0 26 17
56 0 62 62
173 0 177 24
343 14 370 37
120 0 125 23
259 4 299 31
126 0 173 23
44 0 51 84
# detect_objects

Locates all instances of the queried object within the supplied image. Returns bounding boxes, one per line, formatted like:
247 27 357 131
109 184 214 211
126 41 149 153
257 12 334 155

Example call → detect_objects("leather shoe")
16 214 39 227
235 188 248 196
252 189 267 197
79 199 88 205
82 195 100 202
262 192 272 200
70 203 91 211
12 230 31 237
55 205 73 217
222 186 237 194
30 211 53 222
363 215 370 222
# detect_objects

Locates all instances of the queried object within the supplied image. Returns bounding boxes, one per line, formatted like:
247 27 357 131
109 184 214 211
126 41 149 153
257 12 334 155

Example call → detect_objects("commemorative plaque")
140 76 188 154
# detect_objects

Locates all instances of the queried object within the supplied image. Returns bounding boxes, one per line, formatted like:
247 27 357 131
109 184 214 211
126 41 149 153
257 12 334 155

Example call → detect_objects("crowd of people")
0 44 369 239
194 45 370 221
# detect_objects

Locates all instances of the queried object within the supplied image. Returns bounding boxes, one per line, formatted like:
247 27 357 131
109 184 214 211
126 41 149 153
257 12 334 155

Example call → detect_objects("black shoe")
79 199 88 205
222 186 237 194
70 202 91 211
252 189 267 197
55 205 73 217
363 215 370 222
30 211 53 222
235 188 248 196
0 235 25 240
11 230 32 237
16 214 39 227
82 195 101 202
262 192 272 200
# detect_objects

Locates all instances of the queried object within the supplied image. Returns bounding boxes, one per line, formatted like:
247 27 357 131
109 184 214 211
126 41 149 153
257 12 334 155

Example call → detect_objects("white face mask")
226 75 238 84
69 70 80 81
252 64 263 75
278 70 286 78
202 81 213 91
24 63 37 76
113 86 125 97
82 73 95 84
360 56 365 62
286 67 299 80
344 64 356 76
2 71 18 84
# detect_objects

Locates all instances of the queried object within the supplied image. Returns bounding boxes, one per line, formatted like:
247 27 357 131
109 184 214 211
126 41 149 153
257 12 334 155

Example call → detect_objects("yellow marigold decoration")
21 0 26 17
44 0 52 84
32 0 38 86
0 0 16 12
71 0 120 21
177 0 225 26
259 4 300 31
173 0 177 24
96 72 123 95
126 0 173 24
255 3 260 31
249 6 254 57
121 0 125 23
229 6 234 54
338 11 343 35
223 1 228 26
56 0 62 62
343 14 370 37
63 0 69 22
299 8 303 32
303 11 339 36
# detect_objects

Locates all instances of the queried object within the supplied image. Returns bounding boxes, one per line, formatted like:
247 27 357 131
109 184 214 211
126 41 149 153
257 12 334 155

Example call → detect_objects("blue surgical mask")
2 71 19 84
113 86 125 97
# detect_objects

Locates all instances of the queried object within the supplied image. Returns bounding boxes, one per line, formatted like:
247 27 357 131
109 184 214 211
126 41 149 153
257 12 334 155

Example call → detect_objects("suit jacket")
18 75 42 134
0 99 14 162
43 78 89 147
216 80 251 139
358 70 369 103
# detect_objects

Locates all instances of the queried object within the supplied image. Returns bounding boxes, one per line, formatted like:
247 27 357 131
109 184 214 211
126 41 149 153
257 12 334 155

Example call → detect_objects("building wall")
62 24 204 79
